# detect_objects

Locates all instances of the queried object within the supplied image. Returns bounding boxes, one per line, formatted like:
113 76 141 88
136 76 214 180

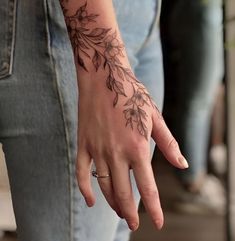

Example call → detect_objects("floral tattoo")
61 1 157 140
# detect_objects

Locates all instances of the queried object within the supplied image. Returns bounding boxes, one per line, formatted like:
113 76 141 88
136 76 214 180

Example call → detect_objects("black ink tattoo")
61 1 158 140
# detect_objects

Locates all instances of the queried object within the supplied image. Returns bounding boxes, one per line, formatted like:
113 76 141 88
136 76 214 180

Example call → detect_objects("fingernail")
178 157 189 168
129 222 138 231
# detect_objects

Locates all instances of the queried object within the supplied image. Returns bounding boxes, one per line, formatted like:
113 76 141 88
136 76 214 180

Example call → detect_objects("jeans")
162 0 224 183
0 0 163 241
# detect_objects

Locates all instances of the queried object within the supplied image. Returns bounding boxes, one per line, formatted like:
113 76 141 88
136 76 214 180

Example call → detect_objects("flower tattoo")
104 33 124 61
61 1 157 140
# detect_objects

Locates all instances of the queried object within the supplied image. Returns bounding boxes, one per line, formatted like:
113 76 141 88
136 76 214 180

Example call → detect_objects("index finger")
132 160 164 230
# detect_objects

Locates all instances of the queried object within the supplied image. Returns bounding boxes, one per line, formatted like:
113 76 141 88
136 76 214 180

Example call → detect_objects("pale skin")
60 0 189 232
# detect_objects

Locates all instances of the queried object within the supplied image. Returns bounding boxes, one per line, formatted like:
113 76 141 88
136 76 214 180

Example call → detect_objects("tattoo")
61 1 158 140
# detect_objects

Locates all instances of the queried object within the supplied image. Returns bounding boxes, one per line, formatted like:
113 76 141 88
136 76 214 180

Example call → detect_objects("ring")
92 170 110 179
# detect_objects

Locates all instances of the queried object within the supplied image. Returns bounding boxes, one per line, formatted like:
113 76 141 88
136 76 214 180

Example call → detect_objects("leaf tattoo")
61 1 156 140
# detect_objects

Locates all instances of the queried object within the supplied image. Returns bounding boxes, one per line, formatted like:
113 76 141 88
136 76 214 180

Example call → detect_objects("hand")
60 0 188 231
76 71 188 231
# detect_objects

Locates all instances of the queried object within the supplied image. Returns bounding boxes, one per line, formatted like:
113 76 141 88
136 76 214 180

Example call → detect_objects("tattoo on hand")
61 1 158 140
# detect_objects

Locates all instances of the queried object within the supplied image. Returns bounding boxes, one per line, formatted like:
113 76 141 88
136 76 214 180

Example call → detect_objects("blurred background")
1 0 235 240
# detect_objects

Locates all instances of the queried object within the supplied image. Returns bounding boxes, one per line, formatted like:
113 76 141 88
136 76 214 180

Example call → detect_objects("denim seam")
8 0 17 76
139 0 161 51
43 1 74 241
0 0 17 79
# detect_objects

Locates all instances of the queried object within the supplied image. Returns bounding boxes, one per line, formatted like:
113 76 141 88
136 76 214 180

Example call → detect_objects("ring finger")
93 159 122 217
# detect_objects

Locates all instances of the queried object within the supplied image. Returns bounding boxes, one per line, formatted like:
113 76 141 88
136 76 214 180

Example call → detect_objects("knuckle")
102 145 118 160
116 191 132 203
168 138 179 149
90 146 102 158
128 140 148 161
140 185 158 199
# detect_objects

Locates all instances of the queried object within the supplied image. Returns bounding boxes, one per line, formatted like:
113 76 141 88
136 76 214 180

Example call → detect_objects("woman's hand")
76 70 188 231
60 0 189 231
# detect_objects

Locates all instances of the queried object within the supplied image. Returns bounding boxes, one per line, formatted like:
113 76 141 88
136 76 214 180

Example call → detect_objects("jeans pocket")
0 0 17 80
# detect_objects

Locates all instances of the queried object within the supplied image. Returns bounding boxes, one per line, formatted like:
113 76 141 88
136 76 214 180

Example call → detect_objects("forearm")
60 0 130 72
60 0 155 139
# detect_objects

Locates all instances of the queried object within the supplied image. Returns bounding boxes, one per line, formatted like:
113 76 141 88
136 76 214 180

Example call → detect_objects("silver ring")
92 170 110 179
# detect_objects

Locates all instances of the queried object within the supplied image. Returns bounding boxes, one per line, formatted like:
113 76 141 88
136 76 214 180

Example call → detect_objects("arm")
60 0 152 137
60 0 188 231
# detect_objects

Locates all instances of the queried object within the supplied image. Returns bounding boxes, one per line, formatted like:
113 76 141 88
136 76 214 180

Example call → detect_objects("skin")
60 0 189 232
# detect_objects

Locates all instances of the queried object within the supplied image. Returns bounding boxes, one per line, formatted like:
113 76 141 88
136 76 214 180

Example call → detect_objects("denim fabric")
164 0 224 183
0 0 17 79
0 1 163 241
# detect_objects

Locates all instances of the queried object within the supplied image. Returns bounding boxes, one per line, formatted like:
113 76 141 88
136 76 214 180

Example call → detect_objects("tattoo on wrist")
61 1 158 140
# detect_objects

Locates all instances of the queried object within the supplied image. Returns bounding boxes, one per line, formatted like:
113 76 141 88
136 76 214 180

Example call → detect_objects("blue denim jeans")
0 0 163 241
163 0 224 184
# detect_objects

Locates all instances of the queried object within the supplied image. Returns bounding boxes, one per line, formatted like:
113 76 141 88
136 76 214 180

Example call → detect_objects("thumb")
76 146 95 207
151 108 189 169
